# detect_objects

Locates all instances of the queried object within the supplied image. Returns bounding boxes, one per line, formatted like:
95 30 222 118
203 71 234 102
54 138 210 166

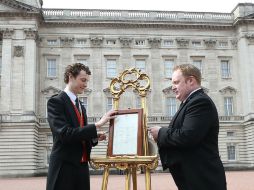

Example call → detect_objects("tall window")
164 59 174 78
106 59 117 78
77 59 88 66
47 59 57 77
107 97 113 111
135 59 146 72
79 97 88 110
227 145 236 161
192 60 202 74
136 96 141 108
0 56 2 75
224 97 233 116
166 97 177 116
221 60 230 78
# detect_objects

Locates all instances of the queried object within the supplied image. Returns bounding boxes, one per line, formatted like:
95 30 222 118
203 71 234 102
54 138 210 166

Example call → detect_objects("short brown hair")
173 64 201 85
64 63 91 84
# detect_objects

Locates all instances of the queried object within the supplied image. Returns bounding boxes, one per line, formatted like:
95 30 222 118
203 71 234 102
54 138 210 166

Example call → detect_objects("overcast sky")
43 0 254 13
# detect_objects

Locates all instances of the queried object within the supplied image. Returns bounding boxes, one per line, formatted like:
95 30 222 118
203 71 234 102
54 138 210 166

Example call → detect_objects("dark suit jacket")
46 91 98 190
158 89 227 190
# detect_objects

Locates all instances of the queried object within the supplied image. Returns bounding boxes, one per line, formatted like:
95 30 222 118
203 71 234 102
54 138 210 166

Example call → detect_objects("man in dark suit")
149 64 227 190
46 63 116 190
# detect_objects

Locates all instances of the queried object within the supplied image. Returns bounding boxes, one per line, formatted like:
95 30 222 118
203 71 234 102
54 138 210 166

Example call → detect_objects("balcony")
42 9 233 24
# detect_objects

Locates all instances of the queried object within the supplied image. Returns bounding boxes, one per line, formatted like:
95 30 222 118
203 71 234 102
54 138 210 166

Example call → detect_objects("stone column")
24 29 38 113
0 28 14 113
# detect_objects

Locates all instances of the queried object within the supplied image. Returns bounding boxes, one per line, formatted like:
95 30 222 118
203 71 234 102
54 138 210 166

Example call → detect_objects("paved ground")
0 171 254 190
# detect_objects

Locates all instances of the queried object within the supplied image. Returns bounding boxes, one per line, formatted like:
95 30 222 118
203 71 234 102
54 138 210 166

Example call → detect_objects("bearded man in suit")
46 63 116 190
149 64 227 190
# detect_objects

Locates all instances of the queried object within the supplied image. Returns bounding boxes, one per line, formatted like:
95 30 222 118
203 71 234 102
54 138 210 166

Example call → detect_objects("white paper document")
112 113 138 155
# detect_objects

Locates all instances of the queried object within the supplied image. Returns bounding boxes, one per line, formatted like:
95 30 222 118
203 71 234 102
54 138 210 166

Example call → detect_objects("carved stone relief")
204 39 217 48
176 38 189 48
1 28 14 39
24 28 38 40
90 36 103 47
148 38 161 48
60 37 74 47
119 37 133 47
14 46 24 57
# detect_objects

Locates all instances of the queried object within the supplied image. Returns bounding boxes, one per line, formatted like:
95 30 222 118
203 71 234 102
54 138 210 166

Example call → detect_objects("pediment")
219 86 237 94
0 0 40 13
41 86 61 95
162 86 173 95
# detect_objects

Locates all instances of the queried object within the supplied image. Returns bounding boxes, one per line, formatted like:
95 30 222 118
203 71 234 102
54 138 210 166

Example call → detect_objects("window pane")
107 97 113 111
227 145 236 161
47 59 56 77
224 97 233 116
192 60 202 73
77 59 88 66
106 59 117 78
221 60 230 78
164 59 174 78
135 59 145 72
166 97 177 116
79 97 88 110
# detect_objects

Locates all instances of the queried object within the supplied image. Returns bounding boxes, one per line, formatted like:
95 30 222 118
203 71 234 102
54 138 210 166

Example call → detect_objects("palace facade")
0 0 254 176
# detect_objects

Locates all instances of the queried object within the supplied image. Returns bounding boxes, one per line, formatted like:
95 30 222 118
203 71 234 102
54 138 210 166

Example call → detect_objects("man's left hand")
148 126 161 142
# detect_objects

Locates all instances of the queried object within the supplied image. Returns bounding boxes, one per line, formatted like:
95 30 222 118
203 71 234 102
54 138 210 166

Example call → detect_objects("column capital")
24 28 38 40
1 28 14 39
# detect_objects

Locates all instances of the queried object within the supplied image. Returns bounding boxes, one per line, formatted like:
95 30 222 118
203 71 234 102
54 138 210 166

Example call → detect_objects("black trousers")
55 162 90 190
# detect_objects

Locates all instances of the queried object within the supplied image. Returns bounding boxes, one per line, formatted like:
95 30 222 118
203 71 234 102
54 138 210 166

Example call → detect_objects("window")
77 59 88 66
47 59 57 77
166 97 177 116
0 57 1 74
47 39 57 45
219 41 228 47
192 60 202 74
107 97 113 111
77 39 86 45
135 40 145 46
163 40 174 46
221 60 230 78
136 96 142 108
227 145 236 161
192 41 201 47
106 59 117 78
135 59 146 72
79 97 88 110
224 97 233 116
164 59 174 78
106 40 116 45
227 131 235 137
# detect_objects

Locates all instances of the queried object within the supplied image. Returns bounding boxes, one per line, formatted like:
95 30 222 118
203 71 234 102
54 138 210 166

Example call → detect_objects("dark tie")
75 98 80 112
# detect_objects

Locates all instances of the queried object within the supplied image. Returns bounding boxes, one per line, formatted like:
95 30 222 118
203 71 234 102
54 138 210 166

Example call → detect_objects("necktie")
75 98 80 113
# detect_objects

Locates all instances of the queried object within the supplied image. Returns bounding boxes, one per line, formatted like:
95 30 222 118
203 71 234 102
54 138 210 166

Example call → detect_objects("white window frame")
77 39 87 45
192 41 201 47
227 144 236 161
164 59 175 78
135 39 146 46
47 39 57 45
47 58 57 77
221 60 231 78
166 97 177 116
163 40 174 47
192 59 203 74
106 97 113 111
106 59 117 78
135 59 146 72
79 97 88 110
106 39 116 45
77 59 88 66
224 97 233 116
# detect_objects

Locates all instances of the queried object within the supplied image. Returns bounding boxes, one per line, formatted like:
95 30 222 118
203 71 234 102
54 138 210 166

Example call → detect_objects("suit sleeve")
47 97 98 144
157 98 215 148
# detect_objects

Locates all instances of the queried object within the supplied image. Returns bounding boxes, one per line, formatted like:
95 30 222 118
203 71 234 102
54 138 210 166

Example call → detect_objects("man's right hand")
95 109 117 129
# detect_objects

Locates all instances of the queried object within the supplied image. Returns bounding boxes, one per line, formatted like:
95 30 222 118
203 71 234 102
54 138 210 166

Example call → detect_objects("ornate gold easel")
90 68 158 190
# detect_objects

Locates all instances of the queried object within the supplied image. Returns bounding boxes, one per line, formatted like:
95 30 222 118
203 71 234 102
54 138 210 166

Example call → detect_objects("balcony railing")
42 9 233 23
37 115 244 124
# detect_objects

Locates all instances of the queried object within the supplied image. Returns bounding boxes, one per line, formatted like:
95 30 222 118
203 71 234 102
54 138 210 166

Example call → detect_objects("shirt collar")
64 86 77 104
182 87 202 103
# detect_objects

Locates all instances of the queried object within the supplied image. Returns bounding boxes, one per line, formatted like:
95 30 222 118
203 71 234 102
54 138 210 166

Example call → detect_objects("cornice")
0 0 40 12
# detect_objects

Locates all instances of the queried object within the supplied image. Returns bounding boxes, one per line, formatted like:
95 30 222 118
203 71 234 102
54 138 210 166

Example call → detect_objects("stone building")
0 0 254 176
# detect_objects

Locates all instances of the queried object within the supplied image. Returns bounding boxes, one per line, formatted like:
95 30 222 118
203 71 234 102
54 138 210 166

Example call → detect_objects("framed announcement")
107 109 143 157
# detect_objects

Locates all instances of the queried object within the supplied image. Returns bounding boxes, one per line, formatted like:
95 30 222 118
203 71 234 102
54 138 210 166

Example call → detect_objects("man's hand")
95 109 117 129
148 126 161 142
97 132 107 141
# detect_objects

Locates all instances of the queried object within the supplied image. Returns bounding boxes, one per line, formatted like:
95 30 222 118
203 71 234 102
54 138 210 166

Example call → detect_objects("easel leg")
101 167 109 190
132 167 137 190
145 167 151 190
125 169 131 190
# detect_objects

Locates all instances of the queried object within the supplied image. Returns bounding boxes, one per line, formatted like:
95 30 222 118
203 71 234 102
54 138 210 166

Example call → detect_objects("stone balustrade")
42 9 233 23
